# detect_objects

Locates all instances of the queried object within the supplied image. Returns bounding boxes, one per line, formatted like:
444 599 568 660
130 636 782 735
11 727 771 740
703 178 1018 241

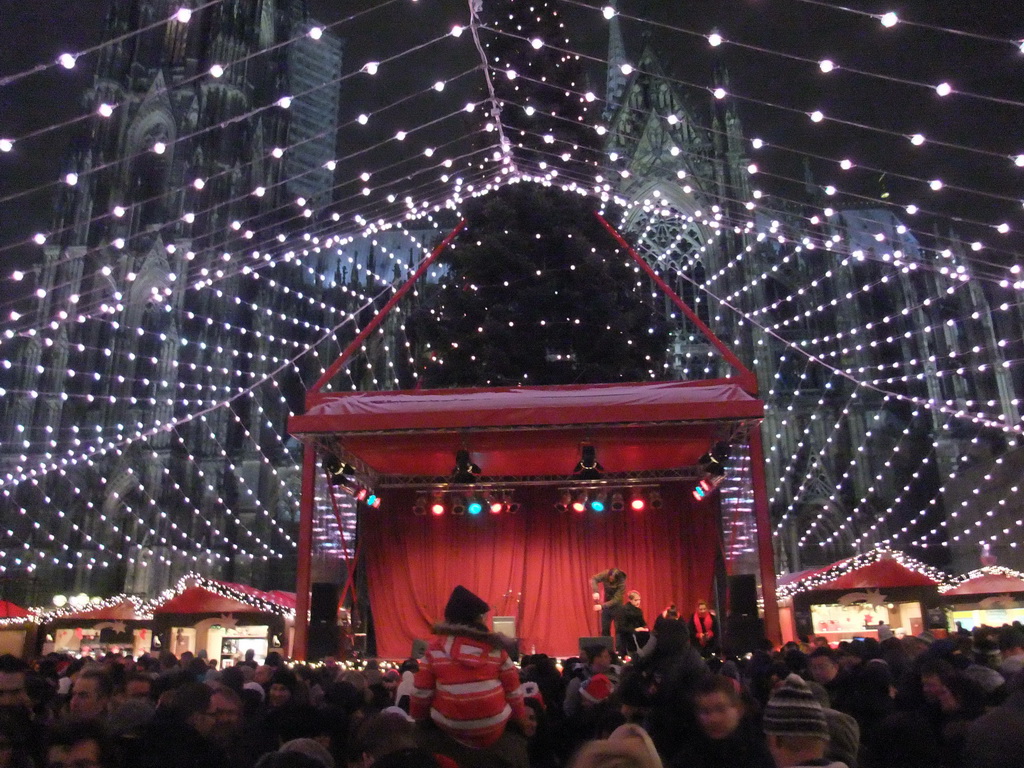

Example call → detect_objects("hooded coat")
410 622 526 749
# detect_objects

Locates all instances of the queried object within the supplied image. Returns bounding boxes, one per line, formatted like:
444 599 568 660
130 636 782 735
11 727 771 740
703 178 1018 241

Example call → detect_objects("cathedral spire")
604 0 628 120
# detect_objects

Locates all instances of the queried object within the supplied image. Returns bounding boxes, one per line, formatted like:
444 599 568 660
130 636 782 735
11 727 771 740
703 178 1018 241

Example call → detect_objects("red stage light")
630 498 645 512
572 500 586 513
355 488 369 501
430 502 445 516
490 501 504 514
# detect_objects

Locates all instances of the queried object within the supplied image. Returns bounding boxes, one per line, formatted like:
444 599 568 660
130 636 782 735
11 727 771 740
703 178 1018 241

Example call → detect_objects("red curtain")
363 484 720 659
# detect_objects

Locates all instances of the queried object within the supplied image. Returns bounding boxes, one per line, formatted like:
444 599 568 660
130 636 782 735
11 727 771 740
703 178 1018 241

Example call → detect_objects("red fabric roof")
291 381 763 477
944 572 1024 596
152 580 295 615
54 600 146 622
0 600 28 618
818 559 940 590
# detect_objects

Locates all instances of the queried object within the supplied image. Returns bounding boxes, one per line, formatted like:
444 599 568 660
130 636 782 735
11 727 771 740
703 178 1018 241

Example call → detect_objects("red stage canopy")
292 381 763 478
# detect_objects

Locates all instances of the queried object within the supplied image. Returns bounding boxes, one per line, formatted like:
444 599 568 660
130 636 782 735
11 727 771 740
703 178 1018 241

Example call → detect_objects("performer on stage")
616 591 649 656
689 599 719 658
591 567 628 640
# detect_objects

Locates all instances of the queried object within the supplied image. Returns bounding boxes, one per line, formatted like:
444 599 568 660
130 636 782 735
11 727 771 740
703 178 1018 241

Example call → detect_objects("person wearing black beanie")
410 586 529 768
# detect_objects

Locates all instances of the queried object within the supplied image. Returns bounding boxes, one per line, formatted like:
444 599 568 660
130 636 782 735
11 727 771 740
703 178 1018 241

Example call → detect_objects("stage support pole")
749 427 782 646
294 442 317 661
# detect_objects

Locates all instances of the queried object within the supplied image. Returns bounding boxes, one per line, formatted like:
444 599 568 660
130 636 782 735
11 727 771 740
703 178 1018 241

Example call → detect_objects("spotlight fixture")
610 493 625 512
571 492 587 513
505 492 521 514
648 490 662 510
489 498 504 514
555 491 572 512
572 445 604 480
430 492 445 516
413 494 428 515
451 494 467 515
693 442 730 500
452 449 482 484
323 456 356 487
629 491 646 512
589 490 607 512
467 496 484 515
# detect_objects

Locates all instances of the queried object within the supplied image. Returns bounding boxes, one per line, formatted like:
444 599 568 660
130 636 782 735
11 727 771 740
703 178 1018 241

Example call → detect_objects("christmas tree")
407 182 670 387
479 0 603 178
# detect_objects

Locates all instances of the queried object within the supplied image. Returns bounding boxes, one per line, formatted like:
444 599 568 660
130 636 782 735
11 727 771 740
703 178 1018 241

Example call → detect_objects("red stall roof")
291 380 763 478
777 549 947 600
152 576 295 616
942 566 1024 596
0 600 28 619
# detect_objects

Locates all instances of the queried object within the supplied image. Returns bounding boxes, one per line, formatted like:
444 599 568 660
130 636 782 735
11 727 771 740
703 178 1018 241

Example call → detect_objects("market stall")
0 601 35 657
150 574 296 666
777 549 948 644
941 565 1024 630
39 597 152 657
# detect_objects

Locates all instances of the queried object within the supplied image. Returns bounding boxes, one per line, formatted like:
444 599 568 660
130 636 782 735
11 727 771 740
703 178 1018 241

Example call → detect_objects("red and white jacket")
410 623 526 748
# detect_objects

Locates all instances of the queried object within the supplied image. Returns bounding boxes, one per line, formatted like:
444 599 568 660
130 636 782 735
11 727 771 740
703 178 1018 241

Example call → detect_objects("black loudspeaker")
308 623 340 661
728 574 758 618
310 582 340 624
723 615 765 656
578 636 614 655
411 638 429 659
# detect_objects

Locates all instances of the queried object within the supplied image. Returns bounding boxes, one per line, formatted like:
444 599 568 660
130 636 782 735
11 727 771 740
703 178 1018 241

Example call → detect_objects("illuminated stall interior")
41 597 152 657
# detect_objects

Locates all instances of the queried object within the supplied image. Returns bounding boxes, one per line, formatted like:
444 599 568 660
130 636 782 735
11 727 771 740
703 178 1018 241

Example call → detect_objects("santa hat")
443 585 490 625
519 680 545 708
581 673 613 704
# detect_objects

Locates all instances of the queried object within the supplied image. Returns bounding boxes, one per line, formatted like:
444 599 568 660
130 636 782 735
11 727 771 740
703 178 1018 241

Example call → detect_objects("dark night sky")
0 0 1022 268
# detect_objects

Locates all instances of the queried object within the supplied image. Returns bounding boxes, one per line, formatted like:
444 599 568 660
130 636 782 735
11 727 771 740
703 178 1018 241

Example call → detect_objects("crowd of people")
1 585 1023 768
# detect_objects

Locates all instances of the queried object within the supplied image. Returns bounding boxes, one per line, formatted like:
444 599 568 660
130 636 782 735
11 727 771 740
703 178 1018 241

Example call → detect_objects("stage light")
610 493 625 512
555 491 571 512
629 491 646 512
693 442 730 500
430 492 445 516
572 445 604 480
467 497 484 515
571 492 588 513
490 499 504 514
367 494 381 509
589 491 607 512
355 488 369 502
451 494 467 515
413 494 428 515
452 449 482 484
648 490 662 509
